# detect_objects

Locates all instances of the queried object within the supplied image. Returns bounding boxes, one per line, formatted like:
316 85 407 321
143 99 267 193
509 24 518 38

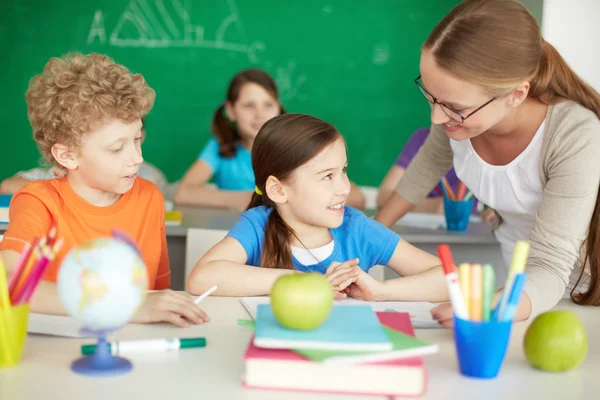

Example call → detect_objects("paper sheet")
27 313 92 338
241 297 441 329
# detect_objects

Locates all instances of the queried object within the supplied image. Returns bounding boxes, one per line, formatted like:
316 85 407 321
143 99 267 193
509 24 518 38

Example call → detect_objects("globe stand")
71 329 132 376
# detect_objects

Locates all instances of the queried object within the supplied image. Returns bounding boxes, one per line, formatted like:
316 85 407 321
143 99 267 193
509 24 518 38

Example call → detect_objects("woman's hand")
430 302 454 328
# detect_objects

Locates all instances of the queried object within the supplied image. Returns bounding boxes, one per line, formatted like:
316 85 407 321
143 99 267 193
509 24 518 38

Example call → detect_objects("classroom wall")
519 0 544 25
542 0 600 92
0 0 461 186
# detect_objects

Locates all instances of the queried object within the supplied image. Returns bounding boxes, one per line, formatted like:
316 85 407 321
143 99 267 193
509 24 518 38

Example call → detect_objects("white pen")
194 285 218 305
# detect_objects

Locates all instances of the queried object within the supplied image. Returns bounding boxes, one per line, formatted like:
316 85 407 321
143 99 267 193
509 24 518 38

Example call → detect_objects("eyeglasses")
414 75 496 123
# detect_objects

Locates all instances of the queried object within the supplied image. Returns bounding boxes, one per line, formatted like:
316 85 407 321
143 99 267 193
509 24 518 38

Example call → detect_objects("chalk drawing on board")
275 61 308 102
88 10 107 44
89 0 264 62
372 42 390 65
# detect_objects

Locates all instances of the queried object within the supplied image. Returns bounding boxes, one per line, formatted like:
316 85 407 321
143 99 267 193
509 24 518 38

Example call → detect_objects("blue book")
254 304 393 352
0 194 11 208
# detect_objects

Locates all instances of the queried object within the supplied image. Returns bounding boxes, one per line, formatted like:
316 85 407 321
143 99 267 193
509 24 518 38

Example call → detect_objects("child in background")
377 127 477 211
188 114 448 301
378 127 499 223
0 53 209 327
174 68 366 210
0 162 167 194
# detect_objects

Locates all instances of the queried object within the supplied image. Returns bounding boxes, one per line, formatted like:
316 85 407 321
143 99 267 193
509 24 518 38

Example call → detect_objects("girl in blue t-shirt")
188 114 449 302
175 68 284 209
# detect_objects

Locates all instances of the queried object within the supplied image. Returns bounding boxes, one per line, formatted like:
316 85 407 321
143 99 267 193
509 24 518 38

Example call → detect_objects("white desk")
1 298 597 400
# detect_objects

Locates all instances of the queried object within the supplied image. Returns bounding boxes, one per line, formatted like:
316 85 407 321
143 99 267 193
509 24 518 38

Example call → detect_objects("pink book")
243 312 427 397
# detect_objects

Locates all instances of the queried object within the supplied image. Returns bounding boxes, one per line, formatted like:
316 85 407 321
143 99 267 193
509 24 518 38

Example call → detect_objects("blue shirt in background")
198 138 254 191
227 206 401 273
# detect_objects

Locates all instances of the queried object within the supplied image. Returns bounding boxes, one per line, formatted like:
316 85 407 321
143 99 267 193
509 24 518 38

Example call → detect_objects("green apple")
270 273 334 331
523 310 588 372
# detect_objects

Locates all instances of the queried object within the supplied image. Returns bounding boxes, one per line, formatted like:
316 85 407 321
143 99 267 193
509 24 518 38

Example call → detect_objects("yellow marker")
497 241 530 319
458 263 471 318
470 264 482 321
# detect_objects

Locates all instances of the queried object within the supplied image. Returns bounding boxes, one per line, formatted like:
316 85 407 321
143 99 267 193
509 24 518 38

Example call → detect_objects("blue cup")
453 316 512 379
444 198 474 231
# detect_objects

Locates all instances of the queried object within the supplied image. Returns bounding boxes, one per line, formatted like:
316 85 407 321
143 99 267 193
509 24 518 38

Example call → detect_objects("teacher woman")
376 0 600 326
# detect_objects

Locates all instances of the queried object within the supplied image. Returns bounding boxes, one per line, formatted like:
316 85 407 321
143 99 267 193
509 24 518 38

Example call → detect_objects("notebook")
0 194 11 224
164 210 183 226
27 313 90 338
241 296 440 328
295 311 438 364
254 304 392 352
243 312 427 397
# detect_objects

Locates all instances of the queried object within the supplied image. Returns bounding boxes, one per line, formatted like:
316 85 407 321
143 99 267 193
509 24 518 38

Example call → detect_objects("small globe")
57 236 148 332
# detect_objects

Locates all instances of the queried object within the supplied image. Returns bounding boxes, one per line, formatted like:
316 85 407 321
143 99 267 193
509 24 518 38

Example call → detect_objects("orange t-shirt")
0 177 170 289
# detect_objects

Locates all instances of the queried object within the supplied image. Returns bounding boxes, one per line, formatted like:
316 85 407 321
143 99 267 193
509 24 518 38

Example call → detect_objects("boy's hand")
132 290 211 328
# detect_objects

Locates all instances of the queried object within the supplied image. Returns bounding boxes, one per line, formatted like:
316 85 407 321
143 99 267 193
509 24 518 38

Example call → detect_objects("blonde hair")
424 0 600 118
424 0 600 306
26 53 155 174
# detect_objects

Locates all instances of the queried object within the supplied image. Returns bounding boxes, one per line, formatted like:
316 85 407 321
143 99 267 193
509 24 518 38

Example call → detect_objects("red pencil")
7 241 33 294
19 238 63 304
456 181 467 200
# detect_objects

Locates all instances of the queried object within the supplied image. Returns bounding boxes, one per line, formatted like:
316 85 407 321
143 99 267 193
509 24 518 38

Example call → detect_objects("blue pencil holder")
444 198 473 232
453 315 512 379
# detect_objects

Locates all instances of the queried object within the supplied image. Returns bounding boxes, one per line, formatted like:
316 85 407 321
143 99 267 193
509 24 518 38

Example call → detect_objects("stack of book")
243 304 438 397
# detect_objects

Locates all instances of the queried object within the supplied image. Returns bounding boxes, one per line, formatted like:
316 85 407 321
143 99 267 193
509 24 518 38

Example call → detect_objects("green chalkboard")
1 0 460 186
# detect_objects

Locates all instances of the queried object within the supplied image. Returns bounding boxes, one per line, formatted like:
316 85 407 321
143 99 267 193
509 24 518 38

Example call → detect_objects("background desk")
167 207 505 291
0 207 504 291
1 298 597 400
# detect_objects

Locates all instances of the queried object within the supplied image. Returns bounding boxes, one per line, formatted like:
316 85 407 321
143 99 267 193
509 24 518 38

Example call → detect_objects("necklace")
289 230 329 272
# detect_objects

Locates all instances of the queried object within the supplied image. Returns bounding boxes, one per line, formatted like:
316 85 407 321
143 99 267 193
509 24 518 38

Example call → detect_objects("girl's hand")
480 208 500 228
325 259 361 295
132 290 211 328
345 268 386 301
430 302 454 328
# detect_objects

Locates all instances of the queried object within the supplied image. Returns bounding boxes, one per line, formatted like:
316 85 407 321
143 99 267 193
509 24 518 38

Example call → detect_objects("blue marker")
501 273 527 321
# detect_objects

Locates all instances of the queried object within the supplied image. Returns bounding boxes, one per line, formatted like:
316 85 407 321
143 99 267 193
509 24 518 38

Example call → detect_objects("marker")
497 241 529 320
501 273 526 321
194 285 217 305
470 264 482 321
482 264 495 322
81 337 206 356
436 244 469 320
458 263 471 315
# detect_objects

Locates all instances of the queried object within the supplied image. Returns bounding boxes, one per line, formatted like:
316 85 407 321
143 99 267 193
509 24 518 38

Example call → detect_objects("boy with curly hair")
0 53 209 327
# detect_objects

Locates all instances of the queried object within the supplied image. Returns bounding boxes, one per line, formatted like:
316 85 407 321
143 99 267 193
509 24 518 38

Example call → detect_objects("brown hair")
211 68 283 158
26 52 155 175
248 114 341 269
425 0 600 305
